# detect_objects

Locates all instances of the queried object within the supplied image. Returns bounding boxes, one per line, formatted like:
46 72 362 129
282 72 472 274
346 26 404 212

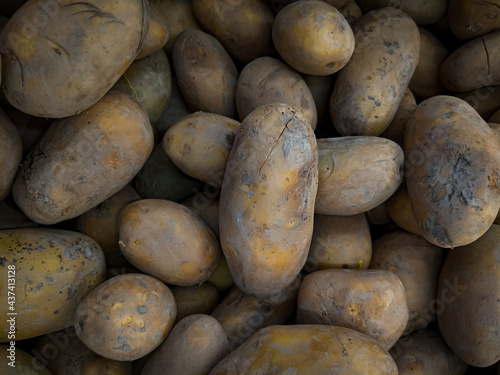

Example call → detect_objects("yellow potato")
135 2 169 60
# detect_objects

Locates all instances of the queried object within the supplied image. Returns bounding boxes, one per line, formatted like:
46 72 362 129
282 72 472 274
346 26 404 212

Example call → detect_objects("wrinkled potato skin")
12 91 154 225
0 345 52 375
0 108 22 200
380 88 416 147
385 183 420 235
0 0 149 118
74 273 176 361
404 96 500 248
219 104 318 297
171 284 219 322
136 2 169 60
438 224 500 367
449 0 500 39
316 137 404 215
0 228 106 342
357 0 448 25
330 8 420 136
297 269 409 350
209 325 398 375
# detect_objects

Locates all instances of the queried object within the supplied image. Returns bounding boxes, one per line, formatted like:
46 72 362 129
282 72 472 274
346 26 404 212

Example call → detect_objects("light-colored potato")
380 88 417 147
135 2 169 60
449 0 500 39
0 108 22 200
357 0 448 25
171 284 219 322
0 345 52 375
385 182 420 235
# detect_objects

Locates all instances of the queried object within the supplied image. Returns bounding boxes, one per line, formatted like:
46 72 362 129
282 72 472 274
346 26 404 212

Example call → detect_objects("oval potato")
449 0 500 39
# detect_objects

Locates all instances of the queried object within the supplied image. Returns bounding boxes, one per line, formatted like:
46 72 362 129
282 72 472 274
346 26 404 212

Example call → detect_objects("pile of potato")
0 0 500 374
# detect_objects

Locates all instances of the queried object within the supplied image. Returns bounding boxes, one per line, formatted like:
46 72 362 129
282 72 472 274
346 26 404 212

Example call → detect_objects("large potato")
357 0 448 25
0 228 106 342
449 0 500 39
219 104 318 297
12 90 154 225
404 96 500 248
0 0 149 118
0 108 22 201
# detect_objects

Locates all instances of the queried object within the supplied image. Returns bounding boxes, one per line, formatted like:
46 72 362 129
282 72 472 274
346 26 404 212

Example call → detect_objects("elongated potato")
449 0 500 39
219 103 318 297
0 228 106 342
0 108 22 201
12 90 154 225
404 96 500 248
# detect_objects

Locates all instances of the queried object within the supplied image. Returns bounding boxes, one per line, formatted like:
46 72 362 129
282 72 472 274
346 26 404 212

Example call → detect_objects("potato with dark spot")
357 0 448 25
0 108 22 201
339 1 362 25
0 345 52 374
172 284 219 322
449 0 500 40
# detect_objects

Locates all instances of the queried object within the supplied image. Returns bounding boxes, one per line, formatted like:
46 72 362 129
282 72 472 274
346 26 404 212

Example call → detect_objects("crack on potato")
63 2 125 26
481 37 491 75
258 117 292 175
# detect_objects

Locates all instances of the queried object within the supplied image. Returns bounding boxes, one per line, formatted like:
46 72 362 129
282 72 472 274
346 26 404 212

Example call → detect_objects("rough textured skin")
0 345 53 374
219 104 318 297
0 0 149 118
0 228 106 342
171 284 219 322
437 224 500 368
404 96 500 248
142 315 230 375
173 29 238 118
74 273 176 361
316 136 404 215
370 231 445 335
12 91 154 225
330 7 420 136
163 112 240 187
191 0 275 63
357 0 447 25
449 0 500 39
380 88 417 147
0 108 22 200
385 182 420 235
209 325 398 375
272 1 355 76
135 2 169 60
297 269 409 350
235 57 317 130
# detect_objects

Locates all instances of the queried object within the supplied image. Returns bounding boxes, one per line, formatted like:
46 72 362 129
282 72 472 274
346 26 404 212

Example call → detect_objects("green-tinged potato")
4 108 51 156
209 325 398 374
211 277 301 351
118 199 221 286
339 1 363 25
182 193 220 237
366 203 392 226
207 256 233 292
380 88 417 147
272 1 354 76
163 112 240 187
404 96 500 248
330 8 420 135
316 136 404 215
74 273 176 361
390 329 468 375
0 0 149 118
173 29 238 118
113 49 172 124
219 104 318 297
142 314 230 375
297 269 409 350
455 85 500 120
385 183 420 235
303 73 336 129
171 284 219 322
358 0 448 25
0 197 36 229
135 2 169 60
0 108 22 200
437 224 500 367
0 345 52 375
155 78 192 137
449 0 500 39
371 231 445 335
191 0 275 63
0 228 106 342
304 213 371 273
235 57 317 130
12 91 154 225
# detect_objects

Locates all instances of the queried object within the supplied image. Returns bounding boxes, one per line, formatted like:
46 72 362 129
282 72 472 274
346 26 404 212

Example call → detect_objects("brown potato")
455 85 500 120
303 73 336 129
0 345 52 375
0 108 22 200
385 182 420 235
135 2 169 60
182 193 220 237
339 1 363 25
366 203 392 226
357 0 448 25
155 78 193 137
207 256 234 292
171 284 219 322
0 197 36 229
449 0 500 39
380 88 417 147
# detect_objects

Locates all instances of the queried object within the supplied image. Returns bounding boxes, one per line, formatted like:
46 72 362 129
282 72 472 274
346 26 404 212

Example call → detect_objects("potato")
155 78 193 137
142 314 230 375
437 224 500 367
323 0 355 8
219 103 318 297
163 112 240 187
297 269 409 350
357 0 448 25
385 182 420 235
0 0 149 118
207 256 234 292
135 2 169 60
235 57 317 130
339 1 363 25
182 193 220 237
118 199 221 286
0 197 36 229
12 90 154 225
380 88 417 147
366 202 392 226
330 8 420 136
191 0 275 63
404 96 500 248
74 273 176 361
455 85 500 120
0 108 22 201
0 228 105 342
272 1 354 76
304 213 371 273
173 29 238 118
0 345 52 374
490 109 500 124
303 73 336 129
171 284 219 322
449 0 500 39
211 277 300 351
315 136 404 215
209 325 398 374
371 231 445 335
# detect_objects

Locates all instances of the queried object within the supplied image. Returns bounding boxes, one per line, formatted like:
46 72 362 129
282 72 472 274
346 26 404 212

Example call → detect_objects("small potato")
0 108 22 200
163 112 240 187
118 199 221 286
315 136 404 215
0 345 52 375
385 183 420 235
74 273 176 361
357 0 448 25
449 0 500 39
297 269 409 350
272 1 354 76
182 193 220 237
339 1 363 25
135 2 169 60
380 88 417 147
171 284 219 322
142 315 230 375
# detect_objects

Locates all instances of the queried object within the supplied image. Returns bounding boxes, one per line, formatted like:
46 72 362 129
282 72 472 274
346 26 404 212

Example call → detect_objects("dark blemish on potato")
36 283 43 290
67 287 73 300
441 113 451 119
106 316 111 320
57 254 62 261
327 62 336 69
137 305 147 314
113 344 131 352
374 100 381 107
117 335 127 344
137 280 148 288
141 327 146 332
54 310 59 315
45 276 54 282
0 257 6 267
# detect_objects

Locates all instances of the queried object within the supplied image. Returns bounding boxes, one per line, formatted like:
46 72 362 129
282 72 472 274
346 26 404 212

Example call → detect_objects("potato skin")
449 0 500 39
0 0 149 118
209 325 398 375
0 345 52 375
330 8 420 136
0 228 106 342
12 90 154 225
380 88 417 147
219 104 318 297
357 0 448 25
0 108 22 200
385 183 420 235
171 284 219 322
404 96 500 248
135 2 169 60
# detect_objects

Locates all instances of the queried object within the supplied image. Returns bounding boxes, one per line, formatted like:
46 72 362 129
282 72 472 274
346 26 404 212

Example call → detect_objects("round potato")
449 0 500 39
135 2 169 60
357 0 448 25
385 182 420 235
171 284 219 322
0 108 22 201
380 88 417 147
